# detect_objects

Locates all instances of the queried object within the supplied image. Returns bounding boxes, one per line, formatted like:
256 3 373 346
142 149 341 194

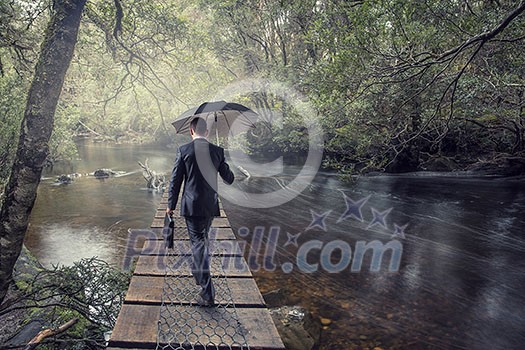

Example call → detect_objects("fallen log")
138 159 166 190
24 318 79 350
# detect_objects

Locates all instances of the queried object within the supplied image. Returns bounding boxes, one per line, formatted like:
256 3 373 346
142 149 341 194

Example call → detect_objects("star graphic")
284 232 301 247
367 207 393 229
391 223 408 239
306 209 332 231
337 193 371 223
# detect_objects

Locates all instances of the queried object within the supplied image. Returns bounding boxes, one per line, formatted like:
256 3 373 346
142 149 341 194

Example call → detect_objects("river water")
24 141 525 349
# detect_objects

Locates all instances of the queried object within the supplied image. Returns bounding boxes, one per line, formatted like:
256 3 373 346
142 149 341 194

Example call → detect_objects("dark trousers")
185 216 215 301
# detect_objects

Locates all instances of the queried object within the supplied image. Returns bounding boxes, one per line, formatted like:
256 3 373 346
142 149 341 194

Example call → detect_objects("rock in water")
262 289 287 307
94 168 116 178
269 306 321 350
56 174 72 184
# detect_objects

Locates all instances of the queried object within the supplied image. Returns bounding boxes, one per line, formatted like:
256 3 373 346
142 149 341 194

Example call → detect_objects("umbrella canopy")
172 100 258 137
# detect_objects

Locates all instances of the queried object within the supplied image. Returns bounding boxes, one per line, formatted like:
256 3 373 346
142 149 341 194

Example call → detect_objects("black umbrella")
172 100 258 140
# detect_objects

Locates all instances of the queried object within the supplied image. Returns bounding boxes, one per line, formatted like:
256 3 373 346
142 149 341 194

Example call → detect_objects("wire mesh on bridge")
155 230 251 350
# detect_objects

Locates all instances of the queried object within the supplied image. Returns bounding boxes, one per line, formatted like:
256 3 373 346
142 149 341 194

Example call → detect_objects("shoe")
195 295 215 307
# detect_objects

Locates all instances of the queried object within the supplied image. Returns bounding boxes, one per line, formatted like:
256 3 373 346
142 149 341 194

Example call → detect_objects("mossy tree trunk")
0 0 87 304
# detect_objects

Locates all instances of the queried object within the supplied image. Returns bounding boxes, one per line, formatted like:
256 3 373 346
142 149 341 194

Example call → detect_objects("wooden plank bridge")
107 193 285 350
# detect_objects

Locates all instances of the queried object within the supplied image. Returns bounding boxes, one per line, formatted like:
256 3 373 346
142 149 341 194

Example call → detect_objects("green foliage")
50 0 239 146
0 0 48 184
56 258 131 328
7 257 131 349
299 0 525 172
166 0 523 175
2 0 524 180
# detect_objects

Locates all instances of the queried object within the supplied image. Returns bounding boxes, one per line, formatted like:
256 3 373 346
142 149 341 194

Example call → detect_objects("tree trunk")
0 0 86 304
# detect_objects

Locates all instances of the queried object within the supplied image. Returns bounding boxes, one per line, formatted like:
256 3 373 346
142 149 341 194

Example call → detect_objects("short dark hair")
190 117 207 135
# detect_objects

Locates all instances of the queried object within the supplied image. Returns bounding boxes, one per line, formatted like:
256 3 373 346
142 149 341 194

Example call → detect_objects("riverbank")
0 246 129 348
0 247 40 347
420 154 525 177
42 137 525 181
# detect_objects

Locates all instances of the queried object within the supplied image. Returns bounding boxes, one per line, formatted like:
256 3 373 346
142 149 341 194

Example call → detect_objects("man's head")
190 117 208 138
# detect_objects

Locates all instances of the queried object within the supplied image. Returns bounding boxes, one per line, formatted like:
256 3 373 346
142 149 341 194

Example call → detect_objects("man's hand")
166 208 174 215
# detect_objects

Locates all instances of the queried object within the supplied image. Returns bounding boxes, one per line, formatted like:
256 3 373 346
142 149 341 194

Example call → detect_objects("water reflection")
24 142 525 349
223 174 525 349
25 142 172 267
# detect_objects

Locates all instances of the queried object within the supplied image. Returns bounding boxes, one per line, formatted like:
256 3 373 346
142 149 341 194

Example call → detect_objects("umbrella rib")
224 110 232 137
180 118 192 132
173 102 259 135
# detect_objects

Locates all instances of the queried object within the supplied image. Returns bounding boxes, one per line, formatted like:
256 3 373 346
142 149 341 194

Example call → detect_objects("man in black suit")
166 117 235 306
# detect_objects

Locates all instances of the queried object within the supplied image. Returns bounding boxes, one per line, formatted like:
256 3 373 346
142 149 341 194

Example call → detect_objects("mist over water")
25 142 525 349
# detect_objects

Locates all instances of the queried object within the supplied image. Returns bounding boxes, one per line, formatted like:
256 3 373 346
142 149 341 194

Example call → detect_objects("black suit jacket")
168 138 234 217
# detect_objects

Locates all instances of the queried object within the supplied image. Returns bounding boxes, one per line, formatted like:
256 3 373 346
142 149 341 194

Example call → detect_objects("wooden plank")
159 198 224 209
109 305 285 349
150 217 231 228
235 307 285 349
149 227 236 240
133 255 252 277
151 216 186 228
125 228 238 247
141 239 243 257
109 304 159 349
154 208 227 218
125 275 265 306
